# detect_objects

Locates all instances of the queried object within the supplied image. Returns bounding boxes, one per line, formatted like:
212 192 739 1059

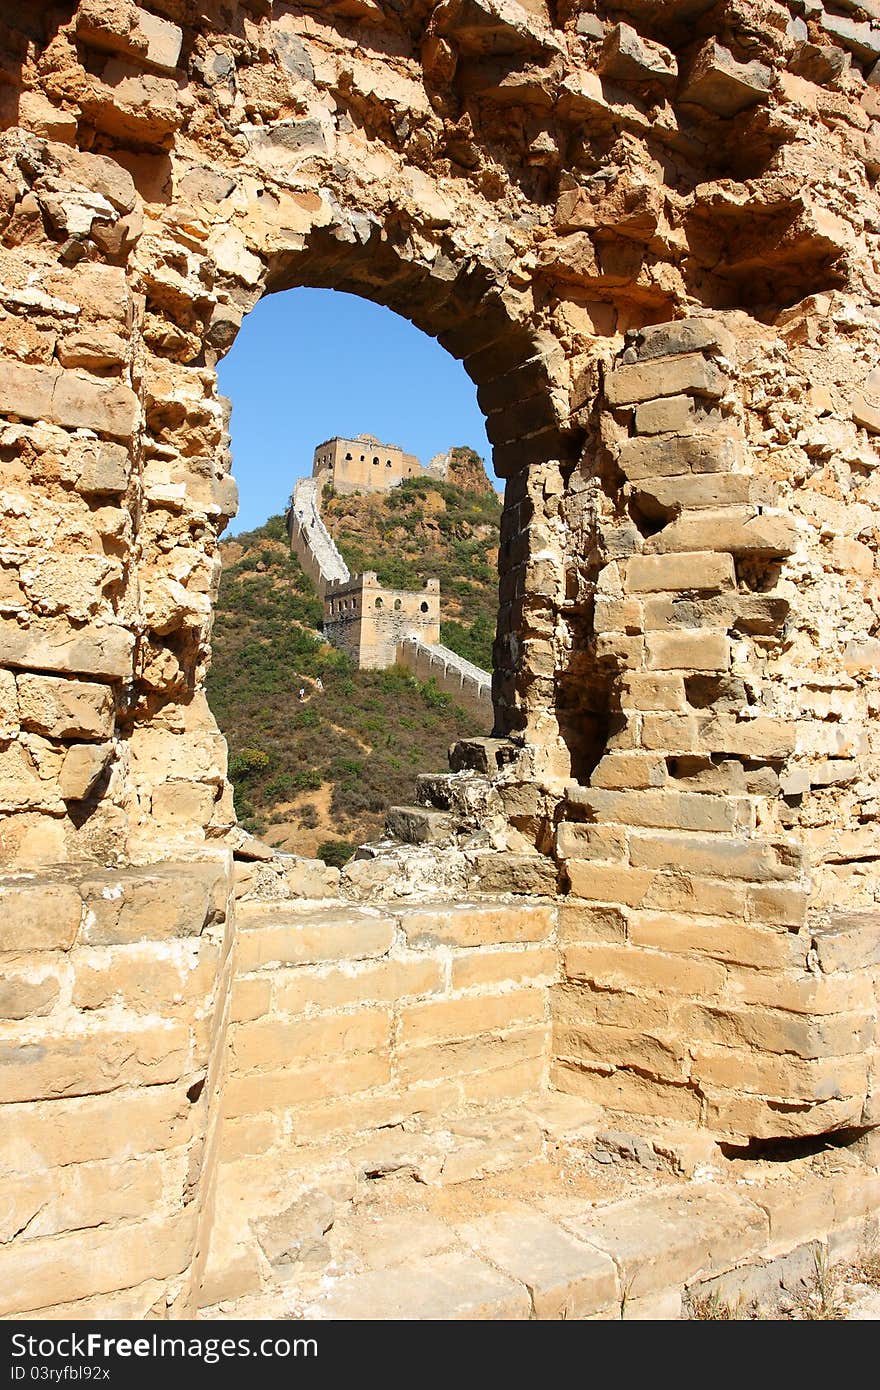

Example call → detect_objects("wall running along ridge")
0 0 878 1318
289 461 493 714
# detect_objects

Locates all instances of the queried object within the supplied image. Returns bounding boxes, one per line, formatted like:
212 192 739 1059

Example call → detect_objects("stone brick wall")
203 895 557 1305
0 0 879 1319
397 635 493 723
0 856 233 1318
288 476 351 596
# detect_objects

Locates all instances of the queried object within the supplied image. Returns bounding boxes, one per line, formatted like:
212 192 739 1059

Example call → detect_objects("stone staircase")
199 1090 880 1320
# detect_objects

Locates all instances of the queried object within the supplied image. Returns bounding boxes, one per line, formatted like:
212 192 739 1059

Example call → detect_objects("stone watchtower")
312 434 424 495
324 574 441 669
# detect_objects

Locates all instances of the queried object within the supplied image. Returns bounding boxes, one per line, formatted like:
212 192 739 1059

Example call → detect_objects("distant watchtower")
323 574 441 669
312 434 425 495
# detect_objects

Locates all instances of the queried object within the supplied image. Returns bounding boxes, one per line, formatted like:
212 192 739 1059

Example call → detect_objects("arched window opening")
210 286 498 867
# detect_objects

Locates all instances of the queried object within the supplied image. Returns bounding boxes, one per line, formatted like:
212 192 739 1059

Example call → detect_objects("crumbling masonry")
0 0 879 1319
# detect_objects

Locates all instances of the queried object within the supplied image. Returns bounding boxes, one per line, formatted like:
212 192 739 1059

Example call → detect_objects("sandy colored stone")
399 902 554 948
16 674 115 740
0 881 82 951
399 988 545 1046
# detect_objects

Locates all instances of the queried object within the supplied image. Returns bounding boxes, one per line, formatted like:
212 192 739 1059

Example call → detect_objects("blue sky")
217 287 494 535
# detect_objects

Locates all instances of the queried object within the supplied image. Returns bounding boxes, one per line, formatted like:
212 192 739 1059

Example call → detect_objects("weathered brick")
812 914 880 972
552 980 671 1033
0 1214 195 1318
1 1154 164 1246
634 393 698 434
16 675 115 740
80 864 226 945
224 1051 390 1119
400 989 545 1046
399 903 554 949
676 1002 872 1059
629 472 755 513
0 1023 190 1103
0 361 139 439
0 881 82 951
555 1020 687 1082
629 831 801 881
565 862 656 907
605 354 726 406
705 1090 862 1140
558 903 628 944
556 821 628 860
552 1060 703 1125
690 1046 867 1100
564 942 726 997
0 1086 191 1176
628 911 800 969
747 883 808 927
722 965 872 1017
587 752 667 789
0 972 60 1020
231 1009 390 1073
625 552 735 594
0 617 134 679
272 959 443 1014
646 509 797 558
461 1056 546 1105
451 948 557 990
72 942 218 1013
634 320 736 362
230 976 272 1023
618 432 743 480
236 908 395 970
568 788 752 834
645 630 729 671
617 673 686 711
398 1027 547 1085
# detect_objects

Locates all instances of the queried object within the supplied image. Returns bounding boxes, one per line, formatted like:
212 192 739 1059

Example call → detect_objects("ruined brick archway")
1 0 879 1320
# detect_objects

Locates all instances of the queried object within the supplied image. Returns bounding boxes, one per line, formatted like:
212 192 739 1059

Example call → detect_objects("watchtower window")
345 452 352 460
386 460 392 467
375 597 383 608
420 602 429 613
373 456 379 466
393 599 402 611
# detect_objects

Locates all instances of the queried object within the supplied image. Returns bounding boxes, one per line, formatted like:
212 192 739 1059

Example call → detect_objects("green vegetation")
207 491 493 857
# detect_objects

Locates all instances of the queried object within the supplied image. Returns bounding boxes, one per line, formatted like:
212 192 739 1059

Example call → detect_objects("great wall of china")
287 433 493 719
1 0 879 1322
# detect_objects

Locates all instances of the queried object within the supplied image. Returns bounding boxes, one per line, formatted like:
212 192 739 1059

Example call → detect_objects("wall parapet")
288 476 350 597
397 636 492 724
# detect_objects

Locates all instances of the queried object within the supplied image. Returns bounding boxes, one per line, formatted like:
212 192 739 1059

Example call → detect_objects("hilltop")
207 453 500 861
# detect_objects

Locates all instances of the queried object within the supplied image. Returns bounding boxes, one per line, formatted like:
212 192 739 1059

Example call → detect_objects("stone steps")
198 1093 880 1320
